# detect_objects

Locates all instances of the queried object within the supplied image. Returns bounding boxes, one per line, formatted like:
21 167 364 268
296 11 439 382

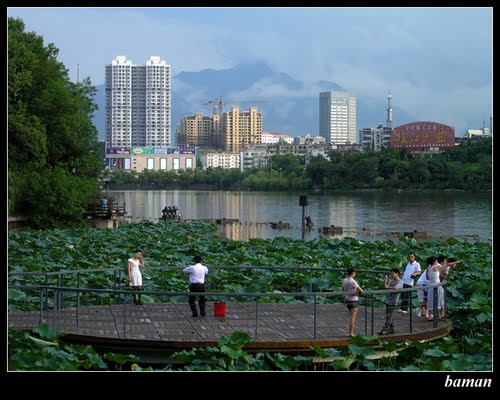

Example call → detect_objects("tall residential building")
176 113 221 148
105 56 171 147
222 106 262 152
319 91 357 145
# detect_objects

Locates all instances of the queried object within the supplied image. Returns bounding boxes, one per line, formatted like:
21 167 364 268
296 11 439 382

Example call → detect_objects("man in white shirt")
183 256 209 317
398 252 421 313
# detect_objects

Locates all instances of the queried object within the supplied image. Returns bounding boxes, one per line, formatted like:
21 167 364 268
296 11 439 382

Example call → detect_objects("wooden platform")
83 202 127 218
8 302 452 358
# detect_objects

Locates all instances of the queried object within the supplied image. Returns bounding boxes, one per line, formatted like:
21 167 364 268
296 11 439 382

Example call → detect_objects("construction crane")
202 96 268 117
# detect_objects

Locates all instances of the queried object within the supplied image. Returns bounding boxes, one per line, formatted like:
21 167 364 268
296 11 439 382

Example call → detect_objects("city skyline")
7 7 493 136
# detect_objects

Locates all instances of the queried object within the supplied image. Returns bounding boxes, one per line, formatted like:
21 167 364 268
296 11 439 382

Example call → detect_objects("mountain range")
92 61 415 143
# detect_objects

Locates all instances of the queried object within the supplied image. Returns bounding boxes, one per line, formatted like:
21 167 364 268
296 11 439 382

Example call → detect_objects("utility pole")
299 196 308 240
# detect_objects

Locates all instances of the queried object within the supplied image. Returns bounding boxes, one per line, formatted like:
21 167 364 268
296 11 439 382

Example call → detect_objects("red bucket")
214 301 226 317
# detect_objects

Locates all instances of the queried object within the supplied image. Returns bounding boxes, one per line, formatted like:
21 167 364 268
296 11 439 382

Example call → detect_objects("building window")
147 158 154 170
173 158 180 170
160 158 167 170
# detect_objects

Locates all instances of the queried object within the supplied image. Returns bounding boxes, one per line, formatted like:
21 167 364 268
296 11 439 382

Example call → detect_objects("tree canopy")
8 17 102 228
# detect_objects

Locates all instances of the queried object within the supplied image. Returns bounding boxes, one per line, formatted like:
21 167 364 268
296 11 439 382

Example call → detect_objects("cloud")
8 7 492 136
8 7 235 84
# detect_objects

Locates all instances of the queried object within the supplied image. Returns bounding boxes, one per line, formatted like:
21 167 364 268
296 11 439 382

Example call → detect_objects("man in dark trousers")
183 256 209 317
398 252 421 312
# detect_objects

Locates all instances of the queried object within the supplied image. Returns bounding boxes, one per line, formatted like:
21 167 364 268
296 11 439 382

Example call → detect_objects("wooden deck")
83 202 127 218
8 302 452 357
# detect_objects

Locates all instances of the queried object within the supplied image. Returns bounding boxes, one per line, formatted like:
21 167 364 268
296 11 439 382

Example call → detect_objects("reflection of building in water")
121 191 133 218
145 191 156 220
218 222 265 241
209 192 240 240
324 196 357 229
240 193 262 223
210 192 264 241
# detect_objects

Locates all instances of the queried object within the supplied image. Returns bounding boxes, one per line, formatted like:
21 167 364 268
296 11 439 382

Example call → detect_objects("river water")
105 190 492 243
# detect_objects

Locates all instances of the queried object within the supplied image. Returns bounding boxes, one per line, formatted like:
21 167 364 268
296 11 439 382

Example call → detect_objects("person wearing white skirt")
128 250 144 304
426 256 460 320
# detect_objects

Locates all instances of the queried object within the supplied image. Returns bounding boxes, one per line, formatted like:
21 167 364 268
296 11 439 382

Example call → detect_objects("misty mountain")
92 61 414 142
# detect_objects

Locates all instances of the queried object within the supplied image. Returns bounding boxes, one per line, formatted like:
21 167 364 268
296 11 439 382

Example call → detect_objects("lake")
105 190 492 243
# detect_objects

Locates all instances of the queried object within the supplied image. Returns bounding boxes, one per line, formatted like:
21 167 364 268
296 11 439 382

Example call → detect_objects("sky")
7 7 493 135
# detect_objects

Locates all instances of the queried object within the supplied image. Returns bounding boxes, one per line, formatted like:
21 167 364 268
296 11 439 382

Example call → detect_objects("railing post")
409 288 413 333
61 273 64 310
443 282 447 321
255 297 258 340
123 292 128 338
55 274 59 312
432 286 438 328
364 294 368 336
76 273 80 333
113 270 117 304
39 287 43 326
54 286 59 332
45 274 49 311
120 270 124 304
161 269 164 302
370 294 374 336
313 294 317 340
309 270 312 293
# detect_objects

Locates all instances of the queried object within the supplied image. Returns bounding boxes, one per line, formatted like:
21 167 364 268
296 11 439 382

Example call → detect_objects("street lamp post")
299 196 308 240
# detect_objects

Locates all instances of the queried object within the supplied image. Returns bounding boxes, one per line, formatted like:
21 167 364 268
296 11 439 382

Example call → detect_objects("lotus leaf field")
8 221 492 371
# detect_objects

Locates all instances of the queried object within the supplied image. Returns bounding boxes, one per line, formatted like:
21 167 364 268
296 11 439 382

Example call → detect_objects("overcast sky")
8 7 493 133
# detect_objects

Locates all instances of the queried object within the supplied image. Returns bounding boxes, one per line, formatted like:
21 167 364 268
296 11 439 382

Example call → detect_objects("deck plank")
8 302 452 352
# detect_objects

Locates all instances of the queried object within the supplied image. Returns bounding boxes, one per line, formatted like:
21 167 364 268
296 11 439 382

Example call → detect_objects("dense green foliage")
8 17 102 227
8 324 139 371
107 139 492 191
8 221 492 370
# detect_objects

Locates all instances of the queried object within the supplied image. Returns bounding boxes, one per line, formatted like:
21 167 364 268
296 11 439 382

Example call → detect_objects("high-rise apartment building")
176 106 262 152
222 106 262 152
105 56 171 147
176 113 221 149
319 91 357 145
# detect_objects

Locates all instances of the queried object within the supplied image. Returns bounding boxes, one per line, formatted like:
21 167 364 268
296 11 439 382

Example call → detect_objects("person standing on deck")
342 268 364 336
378 268 404 335
128 250 144 305
398 252 421 313
183 256 208 317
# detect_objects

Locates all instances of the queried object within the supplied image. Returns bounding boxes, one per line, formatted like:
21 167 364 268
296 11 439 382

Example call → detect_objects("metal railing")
8 266 449 340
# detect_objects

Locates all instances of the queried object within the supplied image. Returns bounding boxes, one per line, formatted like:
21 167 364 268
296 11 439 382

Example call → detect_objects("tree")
407 158 431 186
340 151 379 188
306 155 331 188
269 154 305 176
8 17 101 227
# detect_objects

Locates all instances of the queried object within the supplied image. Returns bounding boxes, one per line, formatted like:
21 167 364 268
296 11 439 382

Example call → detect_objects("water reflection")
107 190 492 242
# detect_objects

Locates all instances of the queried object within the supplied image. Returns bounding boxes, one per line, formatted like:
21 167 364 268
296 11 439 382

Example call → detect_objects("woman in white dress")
426 256 460 320
128 250 144 305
